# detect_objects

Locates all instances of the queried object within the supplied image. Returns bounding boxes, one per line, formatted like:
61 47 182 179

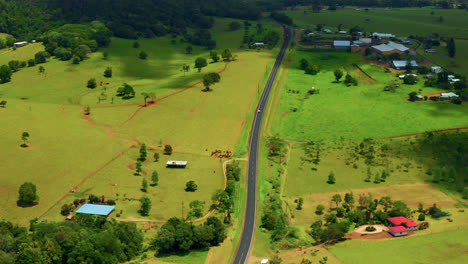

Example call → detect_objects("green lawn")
331 228 468 264
286 7 468 38
270 51 468 142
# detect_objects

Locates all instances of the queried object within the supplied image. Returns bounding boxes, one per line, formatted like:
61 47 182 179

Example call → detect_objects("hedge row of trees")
0 216 143 264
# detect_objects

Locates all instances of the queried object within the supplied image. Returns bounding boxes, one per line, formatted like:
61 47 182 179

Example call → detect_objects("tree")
0 100 7 108
379 196 393 212
181 64 190 76
0 65 12 83
139 51 148 60
34 51 50 64
194 57 207 72
297 197 304 210
139 143 147 161
327 171 336 184
447 38 455 58
229 21 241 31
18 182 38 206
331 194 342 208
135 160 142 175
185 181 198 192
188 200 205 219
334 69 343 82
103 51 108 60
8 60 20 72
117 83 135 98
418 213 426 221
202 72 221 91
365 167 372 182
210 50 220 62
139 196 151 216
186 46 193 54
141 179 148 192
164 144 173 154
104 67 112 77
38 66 45 74
87 78 97 88
133 41 140 48
151 171 159 186
373 172 381 183
316 204 325 215
153 152 160 162
305 65 320 75
300 58 309 70
408 91 419 101
221 49 232 61
389 201 411 217
72 56 80 64
344 192 355 209
21 132 30 147
28 59 36 67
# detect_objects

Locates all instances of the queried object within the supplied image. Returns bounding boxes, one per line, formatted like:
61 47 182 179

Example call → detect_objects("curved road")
233 25 291 264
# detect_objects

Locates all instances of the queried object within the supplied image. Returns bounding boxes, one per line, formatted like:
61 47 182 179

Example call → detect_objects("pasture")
330 227 468 264
286 7 468 39
270 51 468 142
0 17 279 227
425 39 468 78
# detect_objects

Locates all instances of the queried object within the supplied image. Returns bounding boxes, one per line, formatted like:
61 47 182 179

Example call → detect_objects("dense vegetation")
0 215 143 264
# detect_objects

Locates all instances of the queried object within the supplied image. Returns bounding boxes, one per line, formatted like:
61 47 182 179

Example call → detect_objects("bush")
185 180 198 192
305 64 320 75
418 213 426 221
139 51 148 60
365 226 376 232
87 78 97 88
403 75 417 85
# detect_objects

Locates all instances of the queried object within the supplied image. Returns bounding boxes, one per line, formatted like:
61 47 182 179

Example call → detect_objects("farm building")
261 259 269 264
372 41 409 55
358 38 372 46
440 92 459 99
338 30 347 34
75 203 115 217
253 42 264 47
387 216 418 231
333 40 351 49
372 32 395 39
389 226 408 237
166 160 188 168
431 66 442 73
323 29 333 34
13 41 28 47
391 60 418 70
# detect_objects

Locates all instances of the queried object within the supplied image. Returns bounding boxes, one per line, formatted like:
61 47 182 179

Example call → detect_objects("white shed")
13 41 28 47
261 259 269 264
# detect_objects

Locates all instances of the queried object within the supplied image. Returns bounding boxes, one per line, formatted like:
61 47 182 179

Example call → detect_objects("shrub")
185 180 198 192
418 213 426 221
305 64 320 75
365 226 376 232
87 78 97 88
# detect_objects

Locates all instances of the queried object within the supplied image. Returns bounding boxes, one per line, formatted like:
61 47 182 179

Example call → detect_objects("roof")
387 216 418 228
441 92 459 97
372 32 395 38
372 41 409 53
261 260 269 264
392 60 418 68
323 29 332 33
389 226 408 233
405 221 418 228
334 40 351 47
76 204 115 216
167 161 188 165
338 31 347 34
253 42 264 45
431 66 442 69
14 41 27 45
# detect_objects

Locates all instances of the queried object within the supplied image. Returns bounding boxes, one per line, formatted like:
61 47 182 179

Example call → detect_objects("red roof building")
389 226 408 233
387 216 419 236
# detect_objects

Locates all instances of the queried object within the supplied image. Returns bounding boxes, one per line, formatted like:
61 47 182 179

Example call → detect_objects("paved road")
233 25 291 264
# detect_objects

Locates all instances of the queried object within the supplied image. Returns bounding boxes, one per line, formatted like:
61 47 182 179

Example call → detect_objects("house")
431 66 442 74
372 32 395 39
391 60 418 70
323 29 333 34
359 38 373 46
13 41 28 47
261 259 269 264
389 226 408 237
166 160 188 168
333 40 351 49
338 30 347 34
387 216 418 231
440 92 459 99
253 42 264 47
75 203 115 217
372 41 409 55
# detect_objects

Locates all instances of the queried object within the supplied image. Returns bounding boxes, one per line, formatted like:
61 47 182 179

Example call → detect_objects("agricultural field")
0 16 278 232
331 227 468 264
270 51 468 142
286 7 468 39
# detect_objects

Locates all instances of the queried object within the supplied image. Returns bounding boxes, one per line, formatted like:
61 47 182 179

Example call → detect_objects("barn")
13 41 28 47
75 203 115 217
166 160 188 168
391 60 418 70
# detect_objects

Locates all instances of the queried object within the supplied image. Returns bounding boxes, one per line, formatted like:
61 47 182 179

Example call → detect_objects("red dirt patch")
0 186 14 193
20 97 28 100
127 164 134 170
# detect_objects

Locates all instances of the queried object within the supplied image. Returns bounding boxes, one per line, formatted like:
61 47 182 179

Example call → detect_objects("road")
233 25 291 264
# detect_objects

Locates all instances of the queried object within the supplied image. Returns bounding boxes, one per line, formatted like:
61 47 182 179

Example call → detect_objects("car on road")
257 109 261 113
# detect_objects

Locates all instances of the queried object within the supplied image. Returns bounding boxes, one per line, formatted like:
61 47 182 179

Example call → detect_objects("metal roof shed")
166 161 188 168
76 204 115 216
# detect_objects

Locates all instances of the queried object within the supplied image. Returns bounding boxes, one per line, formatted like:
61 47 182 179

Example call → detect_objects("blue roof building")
333 40 351 49
76 203 115 217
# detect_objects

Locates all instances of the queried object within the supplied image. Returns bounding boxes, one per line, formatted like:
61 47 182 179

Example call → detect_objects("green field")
331 228 468 264
0 17 279 228
270 51 468 142
286 7 468 38
425 39 468 78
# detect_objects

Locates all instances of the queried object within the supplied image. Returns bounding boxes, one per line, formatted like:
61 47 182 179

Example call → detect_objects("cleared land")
270 51 468 142
331 227 468 264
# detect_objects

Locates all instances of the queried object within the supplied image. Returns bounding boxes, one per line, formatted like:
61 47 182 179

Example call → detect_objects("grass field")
286 7 468 38
0 17 279 229
331 227 468 264
425 39 468 78
270 51 468 142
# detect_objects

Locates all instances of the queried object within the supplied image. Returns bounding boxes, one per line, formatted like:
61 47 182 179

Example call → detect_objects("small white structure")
253 42 264 47
359 38 372 45
447 75 455 81
333 40 351 49
31 40 36 43
166 161 188 168
261 259 269 264
13 41 27 47
431 66 442 74
307 32 315 37
440 92 459 99
372 32 395 38
338 30 347 34
323 29 333 34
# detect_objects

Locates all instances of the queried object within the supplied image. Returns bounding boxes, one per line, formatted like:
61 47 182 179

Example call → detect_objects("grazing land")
331 227 468 264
